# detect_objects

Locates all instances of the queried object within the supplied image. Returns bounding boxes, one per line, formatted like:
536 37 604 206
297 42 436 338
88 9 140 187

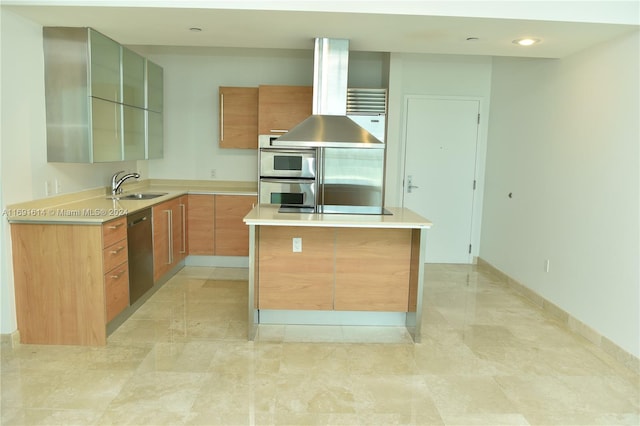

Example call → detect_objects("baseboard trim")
477 257 639 375
0 330 20 348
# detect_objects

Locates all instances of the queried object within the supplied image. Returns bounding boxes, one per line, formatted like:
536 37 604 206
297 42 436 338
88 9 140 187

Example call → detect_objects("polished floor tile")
2 264 638 425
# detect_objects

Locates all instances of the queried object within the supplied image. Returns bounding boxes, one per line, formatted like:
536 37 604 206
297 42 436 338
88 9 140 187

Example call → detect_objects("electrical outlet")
45 180 51 196
292 237 302 253
54 178 61 194
544 259 550 273
210 169 217 178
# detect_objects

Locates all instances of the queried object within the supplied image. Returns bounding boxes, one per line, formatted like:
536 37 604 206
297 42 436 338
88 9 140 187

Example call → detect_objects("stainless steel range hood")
272 38 384 149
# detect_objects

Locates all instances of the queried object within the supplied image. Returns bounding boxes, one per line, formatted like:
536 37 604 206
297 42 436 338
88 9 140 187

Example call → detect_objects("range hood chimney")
273 38 384 149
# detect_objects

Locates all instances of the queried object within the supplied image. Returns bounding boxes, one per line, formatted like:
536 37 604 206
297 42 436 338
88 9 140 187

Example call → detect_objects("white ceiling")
4 1 639 58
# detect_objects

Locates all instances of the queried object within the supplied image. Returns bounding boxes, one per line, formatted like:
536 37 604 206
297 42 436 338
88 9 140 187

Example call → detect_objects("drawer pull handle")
179 204 186 254
166 210 173 264
107 223 124 230
270 129 288 133
110 270 126 279
110 246 125 254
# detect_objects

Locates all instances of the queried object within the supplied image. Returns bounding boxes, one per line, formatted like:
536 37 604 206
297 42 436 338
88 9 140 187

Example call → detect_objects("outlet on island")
292 237 302 253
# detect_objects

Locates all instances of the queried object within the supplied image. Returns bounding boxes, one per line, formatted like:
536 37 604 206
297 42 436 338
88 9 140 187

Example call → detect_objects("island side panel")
334 228 412 312
406 228 428 342
11 223 106 345
258 226 334 310
408 228 422 312
248 224 258 340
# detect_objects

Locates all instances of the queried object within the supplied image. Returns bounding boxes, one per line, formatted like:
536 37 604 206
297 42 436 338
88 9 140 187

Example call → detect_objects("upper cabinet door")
89 29 121 103
122 47 145 108
91 97 122 162
147 111 164 159
147 60 164 113
123 105 145 161
44 27 164 162
257 85 312 136
219 87 258 149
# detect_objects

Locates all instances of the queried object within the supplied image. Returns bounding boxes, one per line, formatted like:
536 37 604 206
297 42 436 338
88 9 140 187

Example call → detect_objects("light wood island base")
244 205 432 342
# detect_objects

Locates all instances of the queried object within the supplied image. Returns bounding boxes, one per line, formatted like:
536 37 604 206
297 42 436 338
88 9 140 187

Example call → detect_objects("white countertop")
5 180 257 224
244 205 432 229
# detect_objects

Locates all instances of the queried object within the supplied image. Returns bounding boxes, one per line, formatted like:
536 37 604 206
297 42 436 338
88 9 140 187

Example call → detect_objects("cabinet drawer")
103 217 126 247
105 264 129 323
103 239 128 272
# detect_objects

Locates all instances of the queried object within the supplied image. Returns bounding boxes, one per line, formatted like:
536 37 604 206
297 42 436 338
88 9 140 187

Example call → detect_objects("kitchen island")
243 205 432 342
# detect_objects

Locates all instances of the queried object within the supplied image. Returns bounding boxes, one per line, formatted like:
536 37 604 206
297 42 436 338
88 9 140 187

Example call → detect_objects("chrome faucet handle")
111 171 124 184
111 171 125 194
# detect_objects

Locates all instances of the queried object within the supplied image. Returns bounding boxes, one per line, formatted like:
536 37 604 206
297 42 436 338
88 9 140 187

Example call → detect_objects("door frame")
399 94 489 263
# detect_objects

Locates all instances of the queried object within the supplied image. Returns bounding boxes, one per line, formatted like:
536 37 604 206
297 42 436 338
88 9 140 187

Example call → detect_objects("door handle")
407 175 419 193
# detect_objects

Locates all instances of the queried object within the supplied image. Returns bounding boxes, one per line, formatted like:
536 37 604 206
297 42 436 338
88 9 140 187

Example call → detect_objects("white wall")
136 46 387 181
0 8 143 334
481 31 640 357
385 53 492 260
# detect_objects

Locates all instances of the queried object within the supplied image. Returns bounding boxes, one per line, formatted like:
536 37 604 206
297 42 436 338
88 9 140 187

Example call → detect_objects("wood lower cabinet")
214 195 256 256
258 226 334 310
334 228 412 311
153 196 188 282
219 87 258 149
187 194 256 257
10 216 129 346
102 218 130 322
258 85 313 135
257 226 413 312
187 194 215 255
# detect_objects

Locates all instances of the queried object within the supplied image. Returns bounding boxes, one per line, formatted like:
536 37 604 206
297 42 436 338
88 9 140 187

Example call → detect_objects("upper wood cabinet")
218 87 258 149
258 85 313 136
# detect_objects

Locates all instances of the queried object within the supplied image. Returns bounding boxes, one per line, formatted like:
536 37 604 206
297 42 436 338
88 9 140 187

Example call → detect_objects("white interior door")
403 97 480 263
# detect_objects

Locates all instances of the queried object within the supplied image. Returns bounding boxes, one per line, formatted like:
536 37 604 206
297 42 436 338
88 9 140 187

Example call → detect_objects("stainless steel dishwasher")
127 208 154 304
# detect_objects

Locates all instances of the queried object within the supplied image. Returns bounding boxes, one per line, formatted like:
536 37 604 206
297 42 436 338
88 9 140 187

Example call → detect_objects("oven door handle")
260 148 316 156
260 178 315 184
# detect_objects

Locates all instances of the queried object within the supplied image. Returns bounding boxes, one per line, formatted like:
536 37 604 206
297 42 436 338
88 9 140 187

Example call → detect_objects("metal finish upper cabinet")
146 60 163 113
123 105 145 160
44 27 123 162
43 27 163 163
122 47 145 108
122 48 146 160
146 60 164 159
89 30 122 103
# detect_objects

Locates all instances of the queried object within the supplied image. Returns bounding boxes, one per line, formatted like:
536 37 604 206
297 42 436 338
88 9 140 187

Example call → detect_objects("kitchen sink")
111 192 168 200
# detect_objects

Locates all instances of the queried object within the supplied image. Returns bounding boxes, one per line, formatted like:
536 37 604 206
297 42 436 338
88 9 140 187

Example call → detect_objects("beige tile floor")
1 264 638 425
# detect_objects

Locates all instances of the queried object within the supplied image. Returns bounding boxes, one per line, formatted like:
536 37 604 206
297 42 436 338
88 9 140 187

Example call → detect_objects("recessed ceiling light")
189 27 202 32
513 38 540 46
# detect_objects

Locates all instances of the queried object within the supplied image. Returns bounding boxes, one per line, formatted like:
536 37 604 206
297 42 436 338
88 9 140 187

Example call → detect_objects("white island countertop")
244 205 432 229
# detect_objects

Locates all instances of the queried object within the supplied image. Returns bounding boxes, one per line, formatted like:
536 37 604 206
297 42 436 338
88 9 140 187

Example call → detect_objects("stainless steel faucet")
111 171 140 196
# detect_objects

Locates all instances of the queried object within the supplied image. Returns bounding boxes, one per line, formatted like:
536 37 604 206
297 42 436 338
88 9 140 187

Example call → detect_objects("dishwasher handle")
129 215 149 227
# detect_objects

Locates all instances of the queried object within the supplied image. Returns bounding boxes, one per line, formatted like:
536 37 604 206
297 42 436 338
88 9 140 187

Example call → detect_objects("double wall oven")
258 135 317 210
